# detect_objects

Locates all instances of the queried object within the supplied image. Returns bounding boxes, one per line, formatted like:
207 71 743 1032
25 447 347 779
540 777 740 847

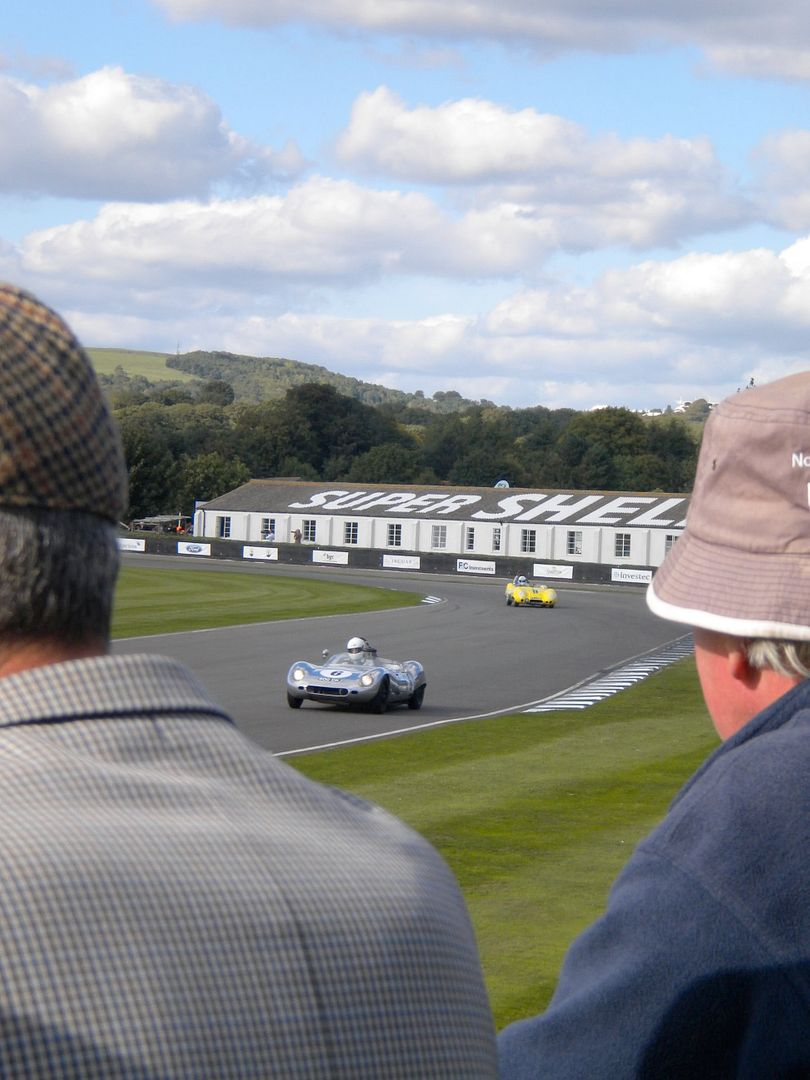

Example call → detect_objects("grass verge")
113 564 711 1032
291 655 715 1030
112 565 422 638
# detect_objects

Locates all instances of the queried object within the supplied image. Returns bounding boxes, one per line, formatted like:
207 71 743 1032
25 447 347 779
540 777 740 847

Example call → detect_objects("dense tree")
345 445 434 484
173 452 250 513
112 377 700 518
280 384 412 475
116 404 182 519
198 379 236 406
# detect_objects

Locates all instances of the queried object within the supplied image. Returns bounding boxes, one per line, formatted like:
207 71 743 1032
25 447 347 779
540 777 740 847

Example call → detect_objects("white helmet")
347 637 366 653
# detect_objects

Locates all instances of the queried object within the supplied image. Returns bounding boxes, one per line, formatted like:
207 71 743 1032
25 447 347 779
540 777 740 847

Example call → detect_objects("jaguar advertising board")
533 563 574 579
382 554 421 570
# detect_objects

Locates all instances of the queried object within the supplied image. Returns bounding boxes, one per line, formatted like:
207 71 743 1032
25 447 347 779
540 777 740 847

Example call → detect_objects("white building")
193 479 688 585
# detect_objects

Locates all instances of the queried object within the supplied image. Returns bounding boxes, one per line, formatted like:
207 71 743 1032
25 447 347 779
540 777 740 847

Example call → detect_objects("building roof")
201 479 689 529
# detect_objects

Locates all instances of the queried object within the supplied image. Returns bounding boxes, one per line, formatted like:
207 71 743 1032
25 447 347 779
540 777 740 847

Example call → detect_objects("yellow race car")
505 574 557 608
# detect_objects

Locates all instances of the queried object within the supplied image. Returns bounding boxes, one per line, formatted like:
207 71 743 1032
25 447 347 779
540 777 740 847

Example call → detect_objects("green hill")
88 346 483 413
88 348 198 383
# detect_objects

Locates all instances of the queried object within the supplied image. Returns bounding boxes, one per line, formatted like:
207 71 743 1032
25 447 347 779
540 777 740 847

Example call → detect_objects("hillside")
89 346 484 414
88 346 710 428
88 348 198 383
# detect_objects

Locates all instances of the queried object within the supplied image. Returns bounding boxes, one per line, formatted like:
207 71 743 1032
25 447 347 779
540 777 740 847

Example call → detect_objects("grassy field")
112 565 422 637
113 564 710 1031
88 347 197 382
292 656 714 1030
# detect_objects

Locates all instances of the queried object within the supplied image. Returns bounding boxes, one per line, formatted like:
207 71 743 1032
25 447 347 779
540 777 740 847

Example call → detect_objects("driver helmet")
347 636 366 653
517 575 528 585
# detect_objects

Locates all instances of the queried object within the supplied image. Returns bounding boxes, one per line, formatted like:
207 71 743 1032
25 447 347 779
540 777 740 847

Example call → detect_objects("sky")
3 2 810 411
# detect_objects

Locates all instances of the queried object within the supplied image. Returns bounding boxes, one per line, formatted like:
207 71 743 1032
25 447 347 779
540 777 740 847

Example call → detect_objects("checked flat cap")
0 284 127 523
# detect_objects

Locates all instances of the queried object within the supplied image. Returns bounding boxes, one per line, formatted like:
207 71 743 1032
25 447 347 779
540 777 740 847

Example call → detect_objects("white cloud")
15 154 753 297
11 234 809 412
0 66 306 200
335 88 586 183
705 43 810 81
753 129 810 231
334 88 752 247
14 179 570 287
153 0 810 78
490 246 810 353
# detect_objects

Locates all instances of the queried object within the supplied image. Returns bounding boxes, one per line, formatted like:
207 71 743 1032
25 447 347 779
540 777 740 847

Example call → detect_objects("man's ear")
727 640 757 687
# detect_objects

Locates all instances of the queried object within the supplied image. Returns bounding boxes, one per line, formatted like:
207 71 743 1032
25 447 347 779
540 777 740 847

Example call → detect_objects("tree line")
103 371 701 521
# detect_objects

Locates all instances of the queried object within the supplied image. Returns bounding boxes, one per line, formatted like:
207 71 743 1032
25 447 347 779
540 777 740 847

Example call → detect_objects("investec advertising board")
612 567 653 585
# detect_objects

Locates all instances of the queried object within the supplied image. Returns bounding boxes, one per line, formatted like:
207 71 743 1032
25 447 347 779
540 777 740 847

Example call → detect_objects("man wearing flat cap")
0 285 497 1078
500 373 810 1078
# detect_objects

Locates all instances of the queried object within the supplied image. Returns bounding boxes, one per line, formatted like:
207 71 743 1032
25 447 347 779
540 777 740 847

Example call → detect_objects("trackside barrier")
117 532 653 588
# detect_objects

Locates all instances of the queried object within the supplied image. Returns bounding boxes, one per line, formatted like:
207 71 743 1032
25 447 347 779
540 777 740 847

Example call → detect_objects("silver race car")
286 637 427 713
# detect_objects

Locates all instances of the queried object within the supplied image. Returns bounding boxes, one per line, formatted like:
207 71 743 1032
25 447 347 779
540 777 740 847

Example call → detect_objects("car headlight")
292 667 306 681
360 673 375 687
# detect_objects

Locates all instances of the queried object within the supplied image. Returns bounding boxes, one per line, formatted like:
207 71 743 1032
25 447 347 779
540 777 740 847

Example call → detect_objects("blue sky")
3 0 810 410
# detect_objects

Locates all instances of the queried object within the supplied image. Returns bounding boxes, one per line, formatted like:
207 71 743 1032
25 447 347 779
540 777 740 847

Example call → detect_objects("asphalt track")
114 554 690 756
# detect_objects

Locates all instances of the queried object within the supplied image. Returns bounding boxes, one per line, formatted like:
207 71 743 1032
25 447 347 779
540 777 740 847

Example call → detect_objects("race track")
114 554 689 755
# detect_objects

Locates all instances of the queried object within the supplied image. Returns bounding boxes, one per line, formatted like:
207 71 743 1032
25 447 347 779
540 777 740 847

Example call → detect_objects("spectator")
293 527 302 543
499 373 810 1077
0 284 497 1078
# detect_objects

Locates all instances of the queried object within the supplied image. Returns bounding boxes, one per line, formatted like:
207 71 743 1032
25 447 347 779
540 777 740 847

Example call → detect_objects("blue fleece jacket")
498 679 810 1079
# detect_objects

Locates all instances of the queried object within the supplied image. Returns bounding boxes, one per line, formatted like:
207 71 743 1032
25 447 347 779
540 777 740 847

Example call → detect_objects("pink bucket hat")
647 371 810 640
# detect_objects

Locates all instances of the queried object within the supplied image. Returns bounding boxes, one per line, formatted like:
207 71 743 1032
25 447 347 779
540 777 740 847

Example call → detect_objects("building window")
664 533 677 554
261 517 276 540
344 521 359 545
387 523 402 548
567 530 582 556
217 516 231 539
520 529 536 554
431 524 447 550
615 532 631 558
302 519 317 543
465 526 475 552
492 526 501 552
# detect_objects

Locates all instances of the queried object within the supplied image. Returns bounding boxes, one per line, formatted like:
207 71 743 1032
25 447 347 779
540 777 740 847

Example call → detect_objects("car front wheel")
287 692 303 709
370 677 390 714
408 684 426 710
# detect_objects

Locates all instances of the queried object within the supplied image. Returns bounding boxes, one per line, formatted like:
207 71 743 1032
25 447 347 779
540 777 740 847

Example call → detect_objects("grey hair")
744 638 810 680
0 508 119 645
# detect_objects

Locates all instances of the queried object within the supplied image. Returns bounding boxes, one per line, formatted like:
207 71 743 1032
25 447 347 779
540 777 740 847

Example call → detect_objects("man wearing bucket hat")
0 284 497 1078
499 373 810 1077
